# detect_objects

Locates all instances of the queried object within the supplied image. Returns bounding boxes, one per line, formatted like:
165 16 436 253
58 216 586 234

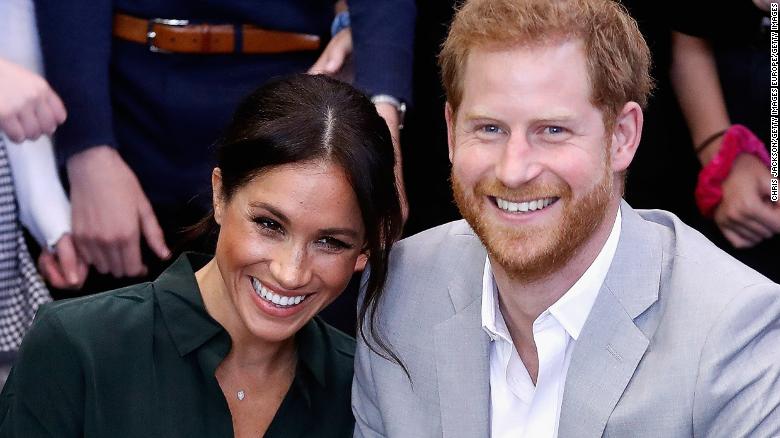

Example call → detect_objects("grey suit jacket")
352 202 780 437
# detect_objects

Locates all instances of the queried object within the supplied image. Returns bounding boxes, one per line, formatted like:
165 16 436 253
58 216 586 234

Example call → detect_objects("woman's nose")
268 243 312 290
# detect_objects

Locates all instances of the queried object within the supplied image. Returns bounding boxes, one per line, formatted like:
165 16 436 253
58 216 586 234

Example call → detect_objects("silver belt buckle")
147 18 190 53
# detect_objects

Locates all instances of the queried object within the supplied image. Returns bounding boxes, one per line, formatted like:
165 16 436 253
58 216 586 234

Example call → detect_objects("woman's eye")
316 236 352 252
254 217 283 234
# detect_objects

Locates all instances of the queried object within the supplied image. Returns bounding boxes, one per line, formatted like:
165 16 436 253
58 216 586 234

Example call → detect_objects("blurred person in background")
669 0 778 282
34 0 414 297
0 0 87 385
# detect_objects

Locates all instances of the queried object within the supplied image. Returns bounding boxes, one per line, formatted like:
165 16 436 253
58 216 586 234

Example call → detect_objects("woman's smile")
251 276 309 308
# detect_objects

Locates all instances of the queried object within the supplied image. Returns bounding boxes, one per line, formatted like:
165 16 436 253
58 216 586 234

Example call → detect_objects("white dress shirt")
0 0 71 249
482 208 622 438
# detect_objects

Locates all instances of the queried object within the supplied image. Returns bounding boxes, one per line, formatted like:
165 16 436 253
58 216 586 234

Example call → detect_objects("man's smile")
492 196 559 213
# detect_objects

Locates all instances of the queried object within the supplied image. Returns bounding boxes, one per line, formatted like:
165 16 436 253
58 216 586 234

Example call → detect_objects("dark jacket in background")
34 0 415 210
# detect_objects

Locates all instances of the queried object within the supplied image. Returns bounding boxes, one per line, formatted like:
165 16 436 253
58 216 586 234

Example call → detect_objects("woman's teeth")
251 277 307 308
496 197 555 213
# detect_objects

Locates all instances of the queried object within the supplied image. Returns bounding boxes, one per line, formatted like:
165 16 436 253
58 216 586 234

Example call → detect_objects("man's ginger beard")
452 155 613 283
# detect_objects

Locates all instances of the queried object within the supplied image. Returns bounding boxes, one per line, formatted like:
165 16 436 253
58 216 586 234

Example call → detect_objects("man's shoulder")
634 208 773 288
385 219 486 297
627 207 779 325
609 208 780 435
391 219 484 266
378 220 486 326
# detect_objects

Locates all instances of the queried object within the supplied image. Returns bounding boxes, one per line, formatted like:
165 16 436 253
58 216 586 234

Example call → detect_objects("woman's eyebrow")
319 227 360 239
250 202 360 238
249 202 290 224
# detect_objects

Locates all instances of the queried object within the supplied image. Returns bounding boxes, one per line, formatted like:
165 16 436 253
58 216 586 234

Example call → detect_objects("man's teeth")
496 197 555 213
251 277 306 308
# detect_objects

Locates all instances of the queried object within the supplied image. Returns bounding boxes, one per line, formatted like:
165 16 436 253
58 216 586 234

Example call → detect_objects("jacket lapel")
557 202 662 437
435 228 491 438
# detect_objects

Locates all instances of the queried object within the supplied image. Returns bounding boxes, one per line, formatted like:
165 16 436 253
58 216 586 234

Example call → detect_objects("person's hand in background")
38 233 88 290
309 27 353 76
0 57 66 143
714 153 780 248
67 146 171 279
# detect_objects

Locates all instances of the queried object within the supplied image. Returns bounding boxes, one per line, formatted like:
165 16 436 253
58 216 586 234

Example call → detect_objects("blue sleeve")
349 0 416 105
34 0 118 163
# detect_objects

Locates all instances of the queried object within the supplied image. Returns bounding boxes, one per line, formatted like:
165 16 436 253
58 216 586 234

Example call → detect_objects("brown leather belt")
113 12 321 54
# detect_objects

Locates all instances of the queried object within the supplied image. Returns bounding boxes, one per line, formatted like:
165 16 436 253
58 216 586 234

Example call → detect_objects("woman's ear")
354 252 369 272
212 168 224 225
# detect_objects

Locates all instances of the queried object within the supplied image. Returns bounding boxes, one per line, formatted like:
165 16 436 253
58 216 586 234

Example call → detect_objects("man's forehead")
459 39 591 102
464 34 584 63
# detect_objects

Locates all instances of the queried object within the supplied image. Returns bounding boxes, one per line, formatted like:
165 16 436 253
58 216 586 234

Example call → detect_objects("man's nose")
269 243 312 290
494 134 543 188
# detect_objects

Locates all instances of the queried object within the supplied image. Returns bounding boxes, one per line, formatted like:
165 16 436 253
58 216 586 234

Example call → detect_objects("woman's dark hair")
193 74 404 370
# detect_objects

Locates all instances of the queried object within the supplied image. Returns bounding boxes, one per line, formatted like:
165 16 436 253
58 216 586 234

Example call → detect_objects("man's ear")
445 102 456 163
609 101 643 173
354 252 368 272
211 168 225 225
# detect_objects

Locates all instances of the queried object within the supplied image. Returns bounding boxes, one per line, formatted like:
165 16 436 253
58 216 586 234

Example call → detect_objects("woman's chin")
241 283 318 342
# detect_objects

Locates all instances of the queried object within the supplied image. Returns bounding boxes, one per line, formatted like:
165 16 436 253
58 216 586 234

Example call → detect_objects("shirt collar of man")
481 207 623 342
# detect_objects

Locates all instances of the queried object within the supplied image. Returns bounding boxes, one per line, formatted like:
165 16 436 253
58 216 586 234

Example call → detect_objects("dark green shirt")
0 253 356 437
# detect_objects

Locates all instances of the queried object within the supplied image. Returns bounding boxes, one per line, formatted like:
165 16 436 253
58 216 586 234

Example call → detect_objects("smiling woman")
0 74 402 437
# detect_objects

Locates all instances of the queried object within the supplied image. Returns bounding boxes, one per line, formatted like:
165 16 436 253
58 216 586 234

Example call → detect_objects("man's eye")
545 126 566 135
480 124 504 135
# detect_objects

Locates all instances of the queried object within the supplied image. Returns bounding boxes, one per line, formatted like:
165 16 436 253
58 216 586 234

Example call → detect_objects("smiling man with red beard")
352 0 780 437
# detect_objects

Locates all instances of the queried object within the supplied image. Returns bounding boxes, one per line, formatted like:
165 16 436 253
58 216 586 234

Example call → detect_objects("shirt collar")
548 207 621 340
481 257 503 342
294 318 330 389
481 207 622 341
155 252 224 357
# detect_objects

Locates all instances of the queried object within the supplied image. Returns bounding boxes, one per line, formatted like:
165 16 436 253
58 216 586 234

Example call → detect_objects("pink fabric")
695 124 771 218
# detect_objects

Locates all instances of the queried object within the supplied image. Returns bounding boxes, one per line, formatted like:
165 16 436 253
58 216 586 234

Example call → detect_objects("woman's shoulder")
311 317 355 359
36 282 156 331
0 282 163 435
300 317 356 385
8 283 159 395
28 282 159 358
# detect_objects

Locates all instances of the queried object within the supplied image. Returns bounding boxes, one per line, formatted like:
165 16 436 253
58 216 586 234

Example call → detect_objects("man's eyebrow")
534 109 578 121
538 114 576 121
461 109 577 123
462 109 501 121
